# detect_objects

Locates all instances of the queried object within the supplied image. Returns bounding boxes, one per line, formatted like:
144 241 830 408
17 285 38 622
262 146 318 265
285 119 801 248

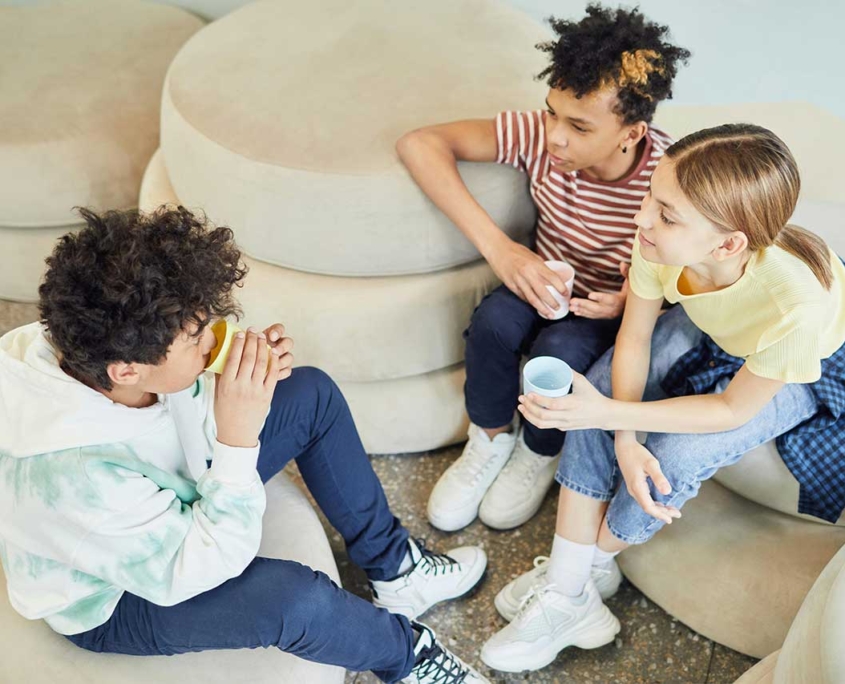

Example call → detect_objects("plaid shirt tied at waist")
661 335 845 523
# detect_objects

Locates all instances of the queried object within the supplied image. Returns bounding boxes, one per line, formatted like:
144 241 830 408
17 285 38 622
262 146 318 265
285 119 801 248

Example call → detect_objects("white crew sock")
592 546 620 569
547 534 595 597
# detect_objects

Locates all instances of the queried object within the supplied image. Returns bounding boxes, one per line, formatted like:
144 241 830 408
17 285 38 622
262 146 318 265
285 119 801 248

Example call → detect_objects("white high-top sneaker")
481 579 620 673
403 623 490 684
494 555 623 622
479 428 560 530
371 539 488 620
426 423 516 531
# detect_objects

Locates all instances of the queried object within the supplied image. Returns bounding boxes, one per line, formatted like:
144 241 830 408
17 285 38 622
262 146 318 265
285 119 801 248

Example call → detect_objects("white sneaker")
403 623 490 683
479 429 560 529
481 579 620 673
371 539 487 620
427 423 516 531
494 556 623 622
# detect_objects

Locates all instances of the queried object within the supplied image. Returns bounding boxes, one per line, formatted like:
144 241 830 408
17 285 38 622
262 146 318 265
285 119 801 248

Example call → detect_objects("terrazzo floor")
0 298 758 684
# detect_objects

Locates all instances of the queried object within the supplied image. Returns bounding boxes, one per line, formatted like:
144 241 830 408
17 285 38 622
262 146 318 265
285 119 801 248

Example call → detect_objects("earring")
622 146 628 154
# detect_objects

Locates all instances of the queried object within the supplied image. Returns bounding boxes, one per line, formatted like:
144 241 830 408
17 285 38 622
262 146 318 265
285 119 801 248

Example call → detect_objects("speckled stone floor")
0 298 758 684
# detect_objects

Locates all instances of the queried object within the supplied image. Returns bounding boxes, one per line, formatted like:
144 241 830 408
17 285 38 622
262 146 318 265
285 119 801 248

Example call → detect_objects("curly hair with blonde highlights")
536 4 690 124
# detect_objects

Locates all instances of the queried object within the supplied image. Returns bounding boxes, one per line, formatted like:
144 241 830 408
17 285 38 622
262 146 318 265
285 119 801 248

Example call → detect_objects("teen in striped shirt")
397 4 689 532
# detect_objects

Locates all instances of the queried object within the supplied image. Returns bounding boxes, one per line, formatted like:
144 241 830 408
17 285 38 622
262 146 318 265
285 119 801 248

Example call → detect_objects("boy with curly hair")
398 4 689 536
0 207 490 684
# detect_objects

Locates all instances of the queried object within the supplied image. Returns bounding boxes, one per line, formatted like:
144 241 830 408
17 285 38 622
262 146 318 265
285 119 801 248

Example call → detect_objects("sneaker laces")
514 580 559 627
414 539 461 577
498 445 546 486
531 555 550 572
451 438 505 485
411 642 470 683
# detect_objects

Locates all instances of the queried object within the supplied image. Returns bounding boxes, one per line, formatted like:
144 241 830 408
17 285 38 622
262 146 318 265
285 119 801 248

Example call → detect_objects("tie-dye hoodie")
0 323 266 635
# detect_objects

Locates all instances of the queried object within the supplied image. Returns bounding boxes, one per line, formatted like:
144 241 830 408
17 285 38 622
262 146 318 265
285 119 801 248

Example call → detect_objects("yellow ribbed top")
630 236 845 383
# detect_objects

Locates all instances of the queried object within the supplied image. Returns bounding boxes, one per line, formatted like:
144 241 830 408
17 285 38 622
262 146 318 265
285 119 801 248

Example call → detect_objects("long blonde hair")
666 123 832 289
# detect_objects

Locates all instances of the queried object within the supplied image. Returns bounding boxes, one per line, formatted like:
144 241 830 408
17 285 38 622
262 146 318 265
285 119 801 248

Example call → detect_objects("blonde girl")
479 123 845 673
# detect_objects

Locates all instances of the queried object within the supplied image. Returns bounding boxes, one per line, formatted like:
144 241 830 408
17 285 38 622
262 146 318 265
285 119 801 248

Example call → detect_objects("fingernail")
270 331 280 341
271 347 281 355
247 326 257 333
235 332 245 339
258 332 266 339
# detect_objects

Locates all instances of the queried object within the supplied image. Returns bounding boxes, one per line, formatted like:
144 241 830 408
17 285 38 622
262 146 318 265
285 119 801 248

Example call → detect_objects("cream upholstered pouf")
772 543 845 683
733 544 845 682
735 651 779 684
140 151 470 453
0 0 203 302
715 441 845 525
159 0 544 277
0 473 344 684
340 364 468 454
619 480 845 658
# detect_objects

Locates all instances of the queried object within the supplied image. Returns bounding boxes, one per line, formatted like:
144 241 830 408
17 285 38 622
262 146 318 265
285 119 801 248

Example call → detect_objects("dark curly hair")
536 4 690 124
39 206 248 391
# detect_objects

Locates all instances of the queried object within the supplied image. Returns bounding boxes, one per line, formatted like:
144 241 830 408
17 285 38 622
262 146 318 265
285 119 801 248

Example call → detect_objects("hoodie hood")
0 323 173 459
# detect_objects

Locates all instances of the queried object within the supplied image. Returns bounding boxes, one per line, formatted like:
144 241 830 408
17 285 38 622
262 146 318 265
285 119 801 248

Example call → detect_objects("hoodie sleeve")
71 440 266 607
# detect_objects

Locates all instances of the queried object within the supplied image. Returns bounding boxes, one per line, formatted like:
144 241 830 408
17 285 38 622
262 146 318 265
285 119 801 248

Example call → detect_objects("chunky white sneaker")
427 423 516 531
403 623 490 683
479 429 560 529
481 579 620 673
371 539 487 620
494 556 623 622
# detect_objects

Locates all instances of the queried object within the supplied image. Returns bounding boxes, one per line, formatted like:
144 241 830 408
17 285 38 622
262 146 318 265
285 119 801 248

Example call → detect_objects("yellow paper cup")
204 320 272 374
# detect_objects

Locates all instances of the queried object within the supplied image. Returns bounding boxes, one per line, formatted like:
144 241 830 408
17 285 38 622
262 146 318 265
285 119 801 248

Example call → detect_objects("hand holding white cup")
542 260 576 320
522 356 573 398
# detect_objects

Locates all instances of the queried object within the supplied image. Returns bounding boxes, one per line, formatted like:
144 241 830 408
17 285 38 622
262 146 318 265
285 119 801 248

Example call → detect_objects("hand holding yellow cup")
204 320 272 374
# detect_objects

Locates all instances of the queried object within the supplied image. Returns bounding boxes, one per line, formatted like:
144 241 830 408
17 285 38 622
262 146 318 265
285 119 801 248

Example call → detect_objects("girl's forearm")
604 392 742 434
611 334 652 445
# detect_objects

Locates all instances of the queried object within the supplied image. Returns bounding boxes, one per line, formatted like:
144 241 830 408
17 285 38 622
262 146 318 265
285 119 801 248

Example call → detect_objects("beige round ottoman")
735 651 779 684
160 0 544 277
0 0 203 302
773 542 845 682
340 364 468 454
734 543 845 682
0 473 344 684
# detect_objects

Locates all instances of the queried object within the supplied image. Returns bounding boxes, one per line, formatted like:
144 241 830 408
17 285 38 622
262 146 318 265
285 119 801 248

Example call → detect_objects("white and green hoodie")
0 323 266 635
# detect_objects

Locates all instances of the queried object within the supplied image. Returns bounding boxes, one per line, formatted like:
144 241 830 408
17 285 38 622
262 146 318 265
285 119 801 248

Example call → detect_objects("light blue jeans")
555 305 819 545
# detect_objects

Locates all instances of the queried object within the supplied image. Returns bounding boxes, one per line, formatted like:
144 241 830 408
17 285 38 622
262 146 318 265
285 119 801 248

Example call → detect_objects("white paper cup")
543 260 576 320
523 356 573 397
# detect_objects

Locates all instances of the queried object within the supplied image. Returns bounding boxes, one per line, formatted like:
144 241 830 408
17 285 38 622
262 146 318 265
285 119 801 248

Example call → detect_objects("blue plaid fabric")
662 336 845 523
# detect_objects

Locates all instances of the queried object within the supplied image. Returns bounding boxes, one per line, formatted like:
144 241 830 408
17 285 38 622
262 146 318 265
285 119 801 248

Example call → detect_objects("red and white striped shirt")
496 110 674 297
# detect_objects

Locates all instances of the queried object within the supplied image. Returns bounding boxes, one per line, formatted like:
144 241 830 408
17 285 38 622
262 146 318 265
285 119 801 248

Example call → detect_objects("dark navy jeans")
464 284 622 455
66 367 416 683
